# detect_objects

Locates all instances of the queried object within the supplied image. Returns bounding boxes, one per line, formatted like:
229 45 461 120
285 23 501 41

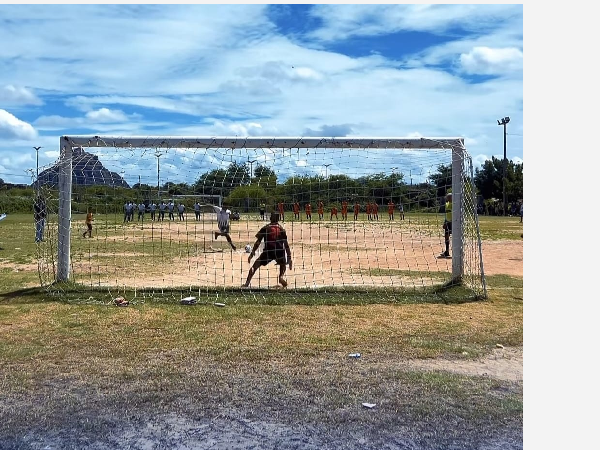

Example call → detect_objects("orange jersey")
318 202 324 214
305 204 312 213
373 203 379 213
354 203 360 214
366 203 372 214
341 201 348 214
388 203 394 214
331 207 338 215
278 203 284 213
293 203 300 213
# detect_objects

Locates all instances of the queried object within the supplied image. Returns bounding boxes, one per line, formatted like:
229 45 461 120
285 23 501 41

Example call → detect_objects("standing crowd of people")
122 200 200 222
263 200 405 222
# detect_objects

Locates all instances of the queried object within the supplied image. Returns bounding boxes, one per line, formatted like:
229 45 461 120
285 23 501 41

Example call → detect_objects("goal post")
48 135 486 299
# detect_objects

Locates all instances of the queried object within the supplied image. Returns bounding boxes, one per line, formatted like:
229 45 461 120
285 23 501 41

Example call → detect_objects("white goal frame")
56 135 481 289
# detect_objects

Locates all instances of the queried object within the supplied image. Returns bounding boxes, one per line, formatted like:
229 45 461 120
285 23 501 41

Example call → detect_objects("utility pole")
391 167 398 201
247 158 257 181
324 164 332 203
155 150 163 198
497 116 510 216
33 146 42 190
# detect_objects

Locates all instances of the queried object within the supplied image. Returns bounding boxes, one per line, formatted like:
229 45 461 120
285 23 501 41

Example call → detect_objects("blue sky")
0 4 523 186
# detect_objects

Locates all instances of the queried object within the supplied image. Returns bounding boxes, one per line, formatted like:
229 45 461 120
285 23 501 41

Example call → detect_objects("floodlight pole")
498 116 510 216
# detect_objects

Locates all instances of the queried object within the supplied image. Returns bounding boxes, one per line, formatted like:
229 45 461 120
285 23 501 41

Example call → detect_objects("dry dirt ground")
3 347 523 450
4 218 523 450
59 217 522 289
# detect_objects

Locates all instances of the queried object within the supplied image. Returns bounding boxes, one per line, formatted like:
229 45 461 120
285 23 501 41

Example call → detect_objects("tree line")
0 157 523 215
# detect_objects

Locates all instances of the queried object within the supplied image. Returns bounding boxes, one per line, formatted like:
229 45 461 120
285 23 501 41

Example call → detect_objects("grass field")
0 213 523 449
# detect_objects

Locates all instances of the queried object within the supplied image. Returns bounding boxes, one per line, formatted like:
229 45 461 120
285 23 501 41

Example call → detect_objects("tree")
474 157 523 203
473 158 500 200
193 162 250 197
428 164 452 198
252 164 277 189
253 164 275 179
226 185 268 211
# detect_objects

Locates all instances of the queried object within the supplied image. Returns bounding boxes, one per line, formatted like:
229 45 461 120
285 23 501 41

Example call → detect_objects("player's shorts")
443 220 452 234
257 249 286 266
219 224 230 233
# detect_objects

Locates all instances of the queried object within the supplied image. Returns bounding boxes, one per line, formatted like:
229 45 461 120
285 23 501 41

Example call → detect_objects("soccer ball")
244 244 252 253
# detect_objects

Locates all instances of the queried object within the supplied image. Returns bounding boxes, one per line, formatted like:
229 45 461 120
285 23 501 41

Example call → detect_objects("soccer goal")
37 135 486 301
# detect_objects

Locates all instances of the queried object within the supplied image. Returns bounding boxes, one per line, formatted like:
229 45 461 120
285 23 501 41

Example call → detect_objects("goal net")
37 136 487 302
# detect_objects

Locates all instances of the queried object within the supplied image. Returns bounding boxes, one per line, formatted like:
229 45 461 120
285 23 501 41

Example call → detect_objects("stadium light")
323 163 332 179
497 116 510 216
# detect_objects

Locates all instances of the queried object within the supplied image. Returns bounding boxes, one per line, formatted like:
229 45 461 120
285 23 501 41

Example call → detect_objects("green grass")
476 214 523 240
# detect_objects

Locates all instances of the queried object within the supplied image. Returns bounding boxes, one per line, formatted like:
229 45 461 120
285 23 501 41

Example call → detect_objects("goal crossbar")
61 135 464 150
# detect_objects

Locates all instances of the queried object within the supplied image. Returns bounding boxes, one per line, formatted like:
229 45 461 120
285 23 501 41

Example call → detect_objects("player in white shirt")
214 206 236 250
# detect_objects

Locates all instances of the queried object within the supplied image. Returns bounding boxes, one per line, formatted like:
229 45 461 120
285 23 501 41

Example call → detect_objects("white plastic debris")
180 296 197 305
348 353 361 358
362 403 376 409
214 302 226 307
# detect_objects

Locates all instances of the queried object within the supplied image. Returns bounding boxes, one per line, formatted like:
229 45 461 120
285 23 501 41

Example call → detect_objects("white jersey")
217 209 231 231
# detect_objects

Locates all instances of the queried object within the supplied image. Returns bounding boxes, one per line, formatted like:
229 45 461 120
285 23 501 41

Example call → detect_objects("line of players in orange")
275 200 404 221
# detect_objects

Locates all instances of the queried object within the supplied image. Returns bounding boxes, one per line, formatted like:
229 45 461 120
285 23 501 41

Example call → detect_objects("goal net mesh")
36 136 486 303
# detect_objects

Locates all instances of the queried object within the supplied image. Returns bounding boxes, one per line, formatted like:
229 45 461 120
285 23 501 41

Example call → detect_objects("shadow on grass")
0 286 48 304
0 281 488 307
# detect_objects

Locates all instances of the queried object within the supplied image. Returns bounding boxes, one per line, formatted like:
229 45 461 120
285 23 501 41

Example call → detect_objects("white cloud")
34 108 138 130
306 4 522 42
460 47 523 75
0 85 42 105
85 108 129 123
0 109 37 140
